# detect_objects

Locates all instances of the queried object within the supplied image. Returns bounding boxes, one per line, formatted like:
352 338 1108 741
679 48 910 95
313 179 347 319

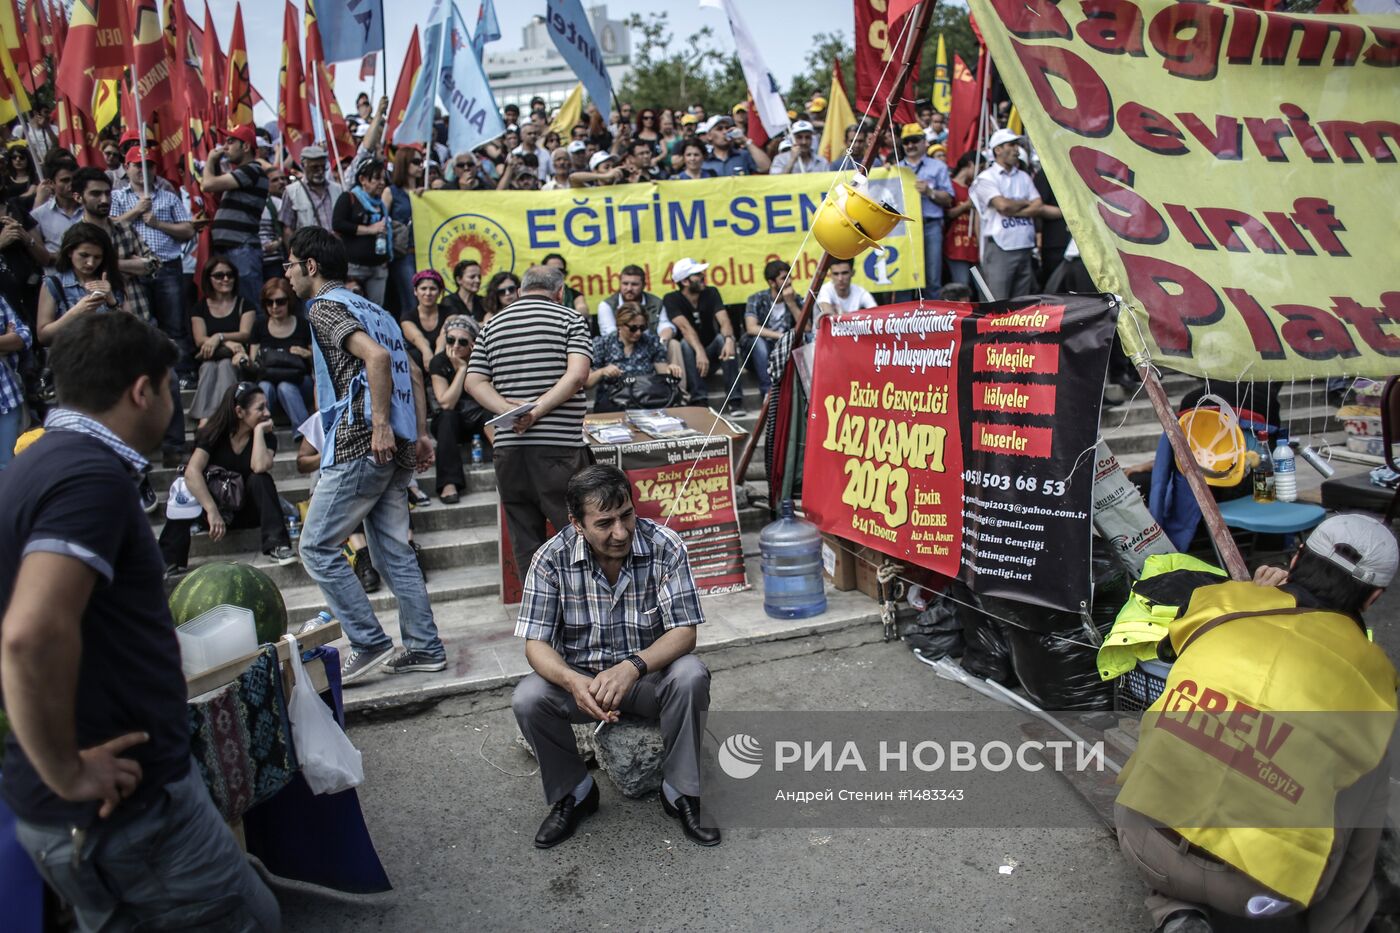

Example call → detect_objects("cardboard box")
821 534 856 591
853 545 885 601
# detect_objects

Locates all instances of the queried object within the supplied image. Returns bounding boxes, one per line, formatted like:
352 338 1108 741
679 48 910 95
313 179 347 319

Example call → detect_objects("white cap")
165 477 203 520
698 116 719 134
778 138 792 152
790 120 815 135
588 150 616 171
671 257 708 283
987 128 1024 150
567 140 587 154
1304 513 1398 587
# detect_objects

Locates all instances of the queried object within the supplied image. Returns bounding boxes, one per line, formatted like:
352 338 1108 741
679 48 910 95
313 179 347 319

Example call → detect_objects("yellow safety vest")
1116 581 1397 906
1097 553 1226 682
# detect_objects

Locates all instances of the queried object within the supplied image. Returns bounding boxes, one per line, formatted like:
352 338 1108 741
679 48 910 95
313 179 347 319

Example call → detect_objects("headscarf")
443 314 479 341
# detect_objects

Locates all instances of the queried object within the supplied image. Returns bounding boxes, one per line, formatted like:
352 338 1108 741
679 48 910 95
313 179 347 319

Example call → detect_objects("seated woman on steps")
429 314 490 504
160 381 297 577
249 276 312 437
188 256 256 425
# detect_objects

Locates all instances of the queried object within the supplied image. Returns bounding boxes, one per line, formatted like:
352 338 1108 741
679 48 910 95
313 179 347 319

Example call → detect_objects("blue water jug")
760 500 827 620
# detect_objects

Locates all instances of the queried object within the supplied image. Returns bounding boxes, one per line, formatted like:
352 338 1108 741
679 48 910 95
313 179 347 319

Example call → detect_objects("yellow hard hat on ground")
1177 401 1246 486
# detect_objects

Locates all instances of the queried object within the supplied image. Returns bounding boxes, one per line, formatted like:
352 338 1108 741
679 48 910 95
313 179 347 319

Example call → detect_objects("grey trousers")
980 239 1037 301
14 764 280 932
513 654 711 805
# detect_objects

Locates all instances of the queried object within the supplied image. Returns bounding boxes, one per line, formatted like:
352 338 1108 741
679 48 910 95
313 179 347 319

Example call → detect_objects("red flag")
947 53 980 166
55 0 131 111
746 94 768 149
278 0 314 161
386 26 420 145
359 52 376 81
19 0 49 93
305 0 355 158
833 57 849 97
47 0 69 52
200 5 225 129
889 0 919 24
130 0 171 115
854 0 919 124
225 3 253 127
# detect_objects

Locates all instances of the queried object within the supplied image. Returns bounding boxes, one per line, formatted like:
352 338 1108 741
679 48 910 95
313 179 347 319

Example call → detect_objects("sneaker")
724 405 748 418
340 644 395 683
1157 910 1212 933
411 540 428 581
354 550 382 593
140 477 158 514
384 649 447 674
264 545 298 566
407 486 431 509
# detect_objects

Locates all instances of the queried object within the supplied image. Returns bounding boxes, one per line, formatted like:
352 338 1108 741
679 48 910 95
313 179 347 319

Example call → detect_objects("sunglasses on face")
622 323 644 333
497 285 518 295
266 296 289 307
210 270 235 280
455 161 471 169
445 336 471 347
412 158 424 166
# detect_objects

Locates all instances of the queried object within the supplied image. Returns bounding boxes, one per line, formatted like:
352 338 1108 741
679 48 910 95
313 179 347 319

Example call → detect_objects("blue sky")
208 0 854 124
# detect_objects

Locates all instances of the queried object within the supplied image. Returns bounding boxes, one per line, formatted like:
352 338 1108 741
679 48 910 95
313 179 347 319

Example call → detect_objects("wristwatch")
625 654 648 676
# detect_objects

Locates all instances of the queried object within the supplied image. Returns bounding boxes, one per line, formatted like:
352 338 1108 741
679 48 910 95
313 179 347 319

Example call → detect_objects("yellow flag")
1007 104 1023 137
819 69 856 165
92 78 120 131
550 83 583 138
932 35 951 114
0 41 29 124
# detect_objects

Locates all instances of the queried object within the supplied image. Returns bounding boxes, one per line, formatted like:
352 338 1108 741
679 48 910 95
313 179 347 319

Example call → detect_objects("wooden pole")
1139 362 1250 580
735 0 938 483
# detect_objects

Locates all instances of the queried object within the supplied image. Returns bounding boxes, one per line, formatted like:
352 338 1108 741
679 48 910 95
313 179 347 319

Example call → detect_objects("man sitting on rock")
512 464 718 849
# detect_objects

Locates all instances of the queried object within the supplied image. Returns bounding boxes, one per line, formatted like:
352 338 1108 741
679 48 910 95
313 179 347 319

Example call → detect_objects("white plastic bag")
283 634 363 795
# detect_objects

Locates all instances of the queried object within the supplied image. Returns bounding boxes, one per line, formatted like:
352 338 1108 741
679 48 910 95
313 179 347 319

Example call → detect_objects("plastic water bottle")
298 610 333 635
471 438 483 464
1252 429 1275 503
759 500 827 620
286 513 301 546
1273 431 1296 502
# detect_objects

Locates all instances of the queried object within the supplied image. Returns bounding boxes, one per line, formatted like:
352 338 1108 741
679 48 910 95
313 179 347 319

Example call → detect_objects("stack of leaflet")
626 410 698 438
589 424 635 445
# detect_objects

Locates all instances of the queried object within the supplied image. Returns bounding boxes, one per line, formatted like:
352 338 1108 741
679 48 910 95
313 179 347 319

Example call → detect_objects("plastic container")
177 604 257 677
1273 432 1296 502
1252 429 1274 502
1114 659 1172 714
471 438 483 464
286 513 302 547
759 500 827 620
298 610 334 635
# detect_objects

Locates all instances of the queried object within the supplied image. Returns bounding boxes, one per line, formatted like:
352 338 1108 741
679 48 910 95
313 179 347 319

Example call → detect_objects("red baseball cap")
225 125 257 148
124 146 157 164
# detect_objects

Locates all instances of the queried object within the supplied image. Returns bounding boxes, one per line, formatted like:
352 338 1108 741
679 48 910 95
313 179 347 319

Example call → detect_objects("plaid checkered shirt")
515 518 706 673
44 407 149 474
105 220 156 324
0 296 31 416
110 187 191 262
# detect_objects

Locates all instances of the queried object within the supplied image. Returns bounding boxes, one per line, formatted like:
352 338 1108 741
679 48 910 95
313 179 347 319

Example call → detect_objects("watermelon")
169 562 288 645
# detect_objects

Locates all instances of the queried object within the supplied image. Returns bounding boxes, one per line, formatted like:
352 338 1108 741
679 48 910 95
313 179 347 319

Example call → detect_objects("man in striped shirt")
466 265 592 572
202 125 269 310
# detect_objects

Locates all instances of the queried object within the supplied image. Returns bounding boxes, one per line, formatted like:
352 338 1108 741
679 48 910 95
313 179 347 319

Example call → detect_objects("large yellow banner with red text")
972 0 1399 379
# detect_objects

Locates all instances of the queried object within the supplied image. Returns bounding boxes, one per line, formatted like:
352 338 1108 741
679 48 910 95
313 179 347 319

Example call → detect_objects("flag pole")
735 0 937 484
131 71 151 194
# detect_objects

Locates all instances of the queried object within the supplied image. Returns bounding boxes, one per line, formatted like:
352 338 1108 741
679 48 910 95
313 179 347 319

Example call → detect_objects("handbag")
257 347 308 384
611 373 681 409
204 465 245 517
283 635 364 795
391 219 412 260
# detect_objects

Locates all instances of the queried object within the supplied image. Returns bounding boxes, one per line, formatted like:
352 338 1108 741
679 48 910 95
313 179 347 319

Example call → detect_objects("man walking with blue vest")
284 227 447 682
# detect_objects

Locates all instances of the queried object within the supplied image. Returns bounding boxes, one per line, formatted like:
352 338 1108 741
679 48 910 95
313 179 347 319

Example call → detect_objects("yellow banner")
410 167 925 306
971 0 1399 379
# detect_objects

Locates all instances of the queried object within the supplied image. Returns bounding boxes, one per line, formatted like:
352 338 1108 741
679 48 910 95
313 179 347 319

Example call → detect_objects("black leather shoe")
533 781 599 849
662 793 721 846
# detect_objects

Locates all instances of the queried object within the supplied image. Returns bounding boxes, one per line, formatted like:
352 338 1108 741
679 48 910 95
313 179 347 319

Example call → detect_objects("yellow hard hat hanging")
1177 395 1246 487
812 176 913 261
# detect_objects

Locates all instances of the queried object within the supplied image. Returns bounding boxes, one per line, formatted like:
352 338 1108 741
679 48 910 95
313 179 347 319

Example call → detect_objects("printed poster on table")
593 435 749 596
802 296 1117 612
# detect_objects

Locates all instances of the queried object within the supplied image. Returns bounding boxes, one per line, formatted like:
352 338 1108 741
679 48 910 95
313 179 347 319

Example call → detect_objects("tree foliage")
618 13 747 115
914 3 981 104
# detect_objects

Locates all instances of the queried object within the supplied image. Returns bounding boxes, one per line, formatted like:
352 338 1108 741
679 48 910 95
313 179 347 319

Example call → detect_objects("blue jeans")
259 378 311 434
680 333 743 409
0 405 22 469
13 764 279 932
947 259 974 288
222 244 265 316
740 333 775 396
146 260 195 376
388 253 416 319
300 457 444 658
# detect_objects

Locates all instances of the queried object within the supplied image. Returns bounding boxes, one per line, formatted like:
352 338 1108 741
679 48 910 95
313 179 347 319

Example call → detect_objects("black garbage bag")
953 583 1014 684
981 540 1133 710
901 594 964 660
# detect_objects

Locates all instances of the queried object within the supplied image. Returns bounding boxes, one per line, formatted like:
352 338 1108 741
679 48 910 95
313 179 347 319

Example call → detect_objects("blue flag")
443 2 506 155
316 0 385 63
471 0 500 62
545 0 613 114
391 0 451 146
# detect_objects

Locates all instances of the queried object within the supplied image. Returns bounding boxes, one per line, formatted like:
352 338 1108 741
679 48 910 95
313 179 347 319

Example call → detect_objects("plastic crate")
1114 659 1172 714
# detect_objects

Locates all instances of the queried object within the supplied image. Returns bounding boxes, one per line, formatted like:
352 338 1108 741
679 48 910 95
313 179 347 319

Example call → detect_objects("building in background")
486 4 632 111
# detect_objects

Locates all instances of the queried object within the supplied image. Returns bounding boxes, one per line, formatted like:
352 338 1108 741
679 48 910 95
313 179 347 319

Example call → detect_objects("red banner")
594 436 749 596
854 0 919 125
802 296 1118 612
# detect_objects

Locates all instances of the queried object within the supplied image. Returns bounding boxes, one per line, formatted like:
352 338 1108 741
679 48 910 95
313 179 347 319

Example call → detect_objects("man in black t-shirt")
0 313 278 930
203 125 270 310
661 258 744 415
